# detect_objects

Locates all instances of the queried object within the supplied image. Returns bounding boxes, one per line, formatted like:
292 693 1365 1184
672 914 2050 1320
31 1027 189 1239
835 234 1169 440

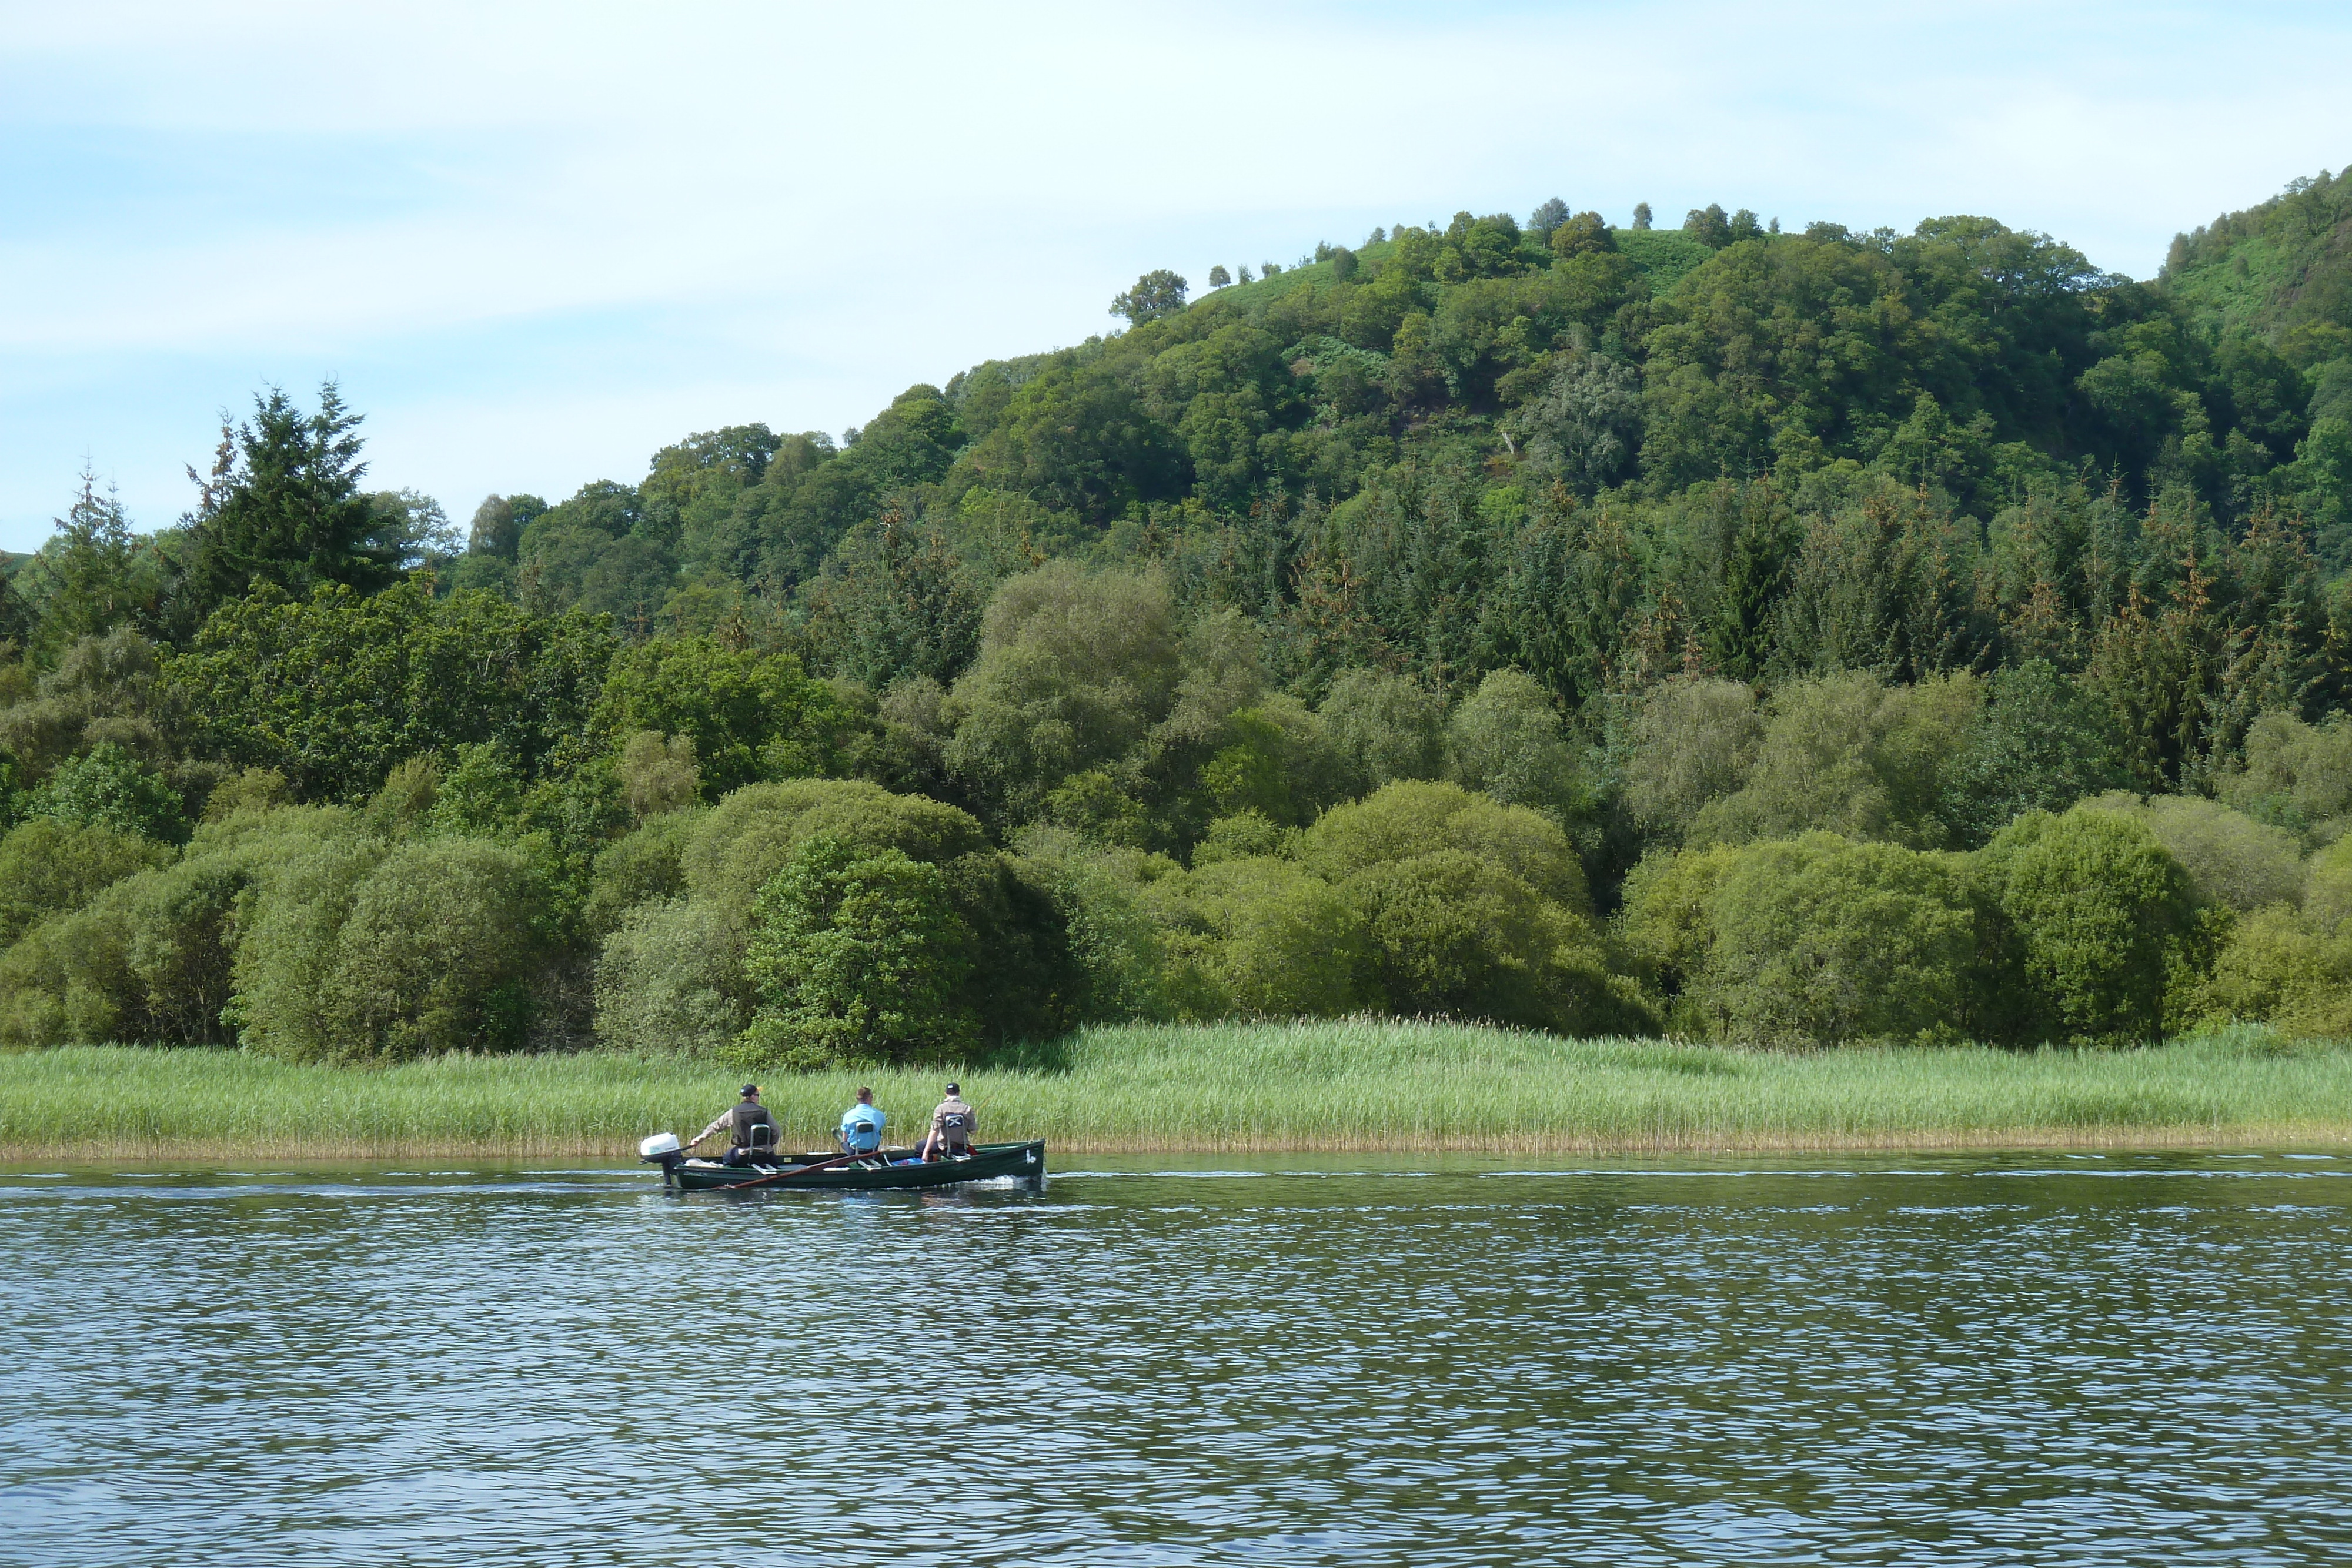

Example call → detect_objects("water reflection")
2 1154 2348 1565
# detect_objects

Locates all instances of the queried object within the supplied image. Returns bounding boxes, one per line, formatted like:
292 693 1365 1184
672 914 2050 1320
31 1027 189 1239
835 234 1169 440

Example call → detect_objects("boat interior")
684 1145 980 1172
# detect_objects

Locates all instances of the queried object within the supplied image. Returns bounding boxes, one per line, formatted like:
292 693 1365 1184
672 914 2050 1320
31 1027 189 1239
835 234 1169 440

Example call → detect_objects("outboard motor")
639 1132 685 1184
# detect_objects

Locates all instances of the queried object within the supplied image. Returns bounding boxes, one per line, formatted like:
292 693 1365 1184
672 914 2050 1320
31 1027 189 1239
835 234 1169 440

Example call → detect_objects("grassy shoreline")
5 1021 2352 1161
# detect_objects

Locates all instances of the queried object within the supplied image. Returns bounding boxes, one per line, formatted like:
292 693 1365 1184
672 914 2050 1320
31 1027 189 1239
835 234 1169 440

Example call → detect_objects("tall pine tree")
24 469 151 660
172 383 396 636
1706 487 1796 679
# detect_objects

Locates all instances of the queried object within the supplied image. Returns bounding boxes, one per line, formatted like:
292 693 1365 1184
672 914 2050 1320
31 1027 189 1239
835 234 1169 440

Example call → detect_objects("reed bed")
4 1021 2351 1160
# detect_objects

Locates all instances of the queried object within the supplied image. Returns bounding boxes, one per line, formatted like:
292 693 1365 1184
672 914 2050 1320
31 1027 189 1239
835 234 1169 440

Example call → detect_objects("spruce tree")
1708 496 1796 678
172 383 395 636
24 470 148 659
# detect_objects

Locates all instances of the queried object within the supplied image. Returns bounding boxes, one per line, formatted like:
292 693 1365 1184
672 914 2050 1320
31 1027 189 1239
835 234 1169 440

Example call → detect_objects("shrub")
2305 835 2352 934
1011 826 1177 1024
0 904 135 1047
312 838 550 1059
2092 793 2303 912
1337 849 1646 1035
1191 810 1291 867
422 743 520 838
1618 678 1761 841
1201 710 1300 825
111 857 251 1044
0 801 573 1055
945 561 1181 813
1200 700 1350 829
201 767 292 821
2220 710 2352 843
1693 671 1975 849
236 832 550 1061
937 848 1080 1048
1297 780 1591 914
594 897 754 1056
617 730 699 820
366 756 442 835
1318 668 1445 793
1696 833 1980 1047
1613 841 1745 1001
2199 903 2352 1038
28 742 189 843
584 811 700 937
0 852 258 1047
1978 807 2196 1045
0 817 173 948
1444 668 1593 823
603 780 1058 1062
683 778 989 918
1041 769 1154 847
734 834 978 1068
1154 856 1376 1019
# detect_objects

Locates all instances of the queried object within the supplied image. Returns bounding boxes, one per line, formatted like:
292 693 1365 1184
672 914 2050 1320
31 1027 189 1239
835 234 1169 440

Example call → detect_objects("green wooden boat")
641 1138 1046 1192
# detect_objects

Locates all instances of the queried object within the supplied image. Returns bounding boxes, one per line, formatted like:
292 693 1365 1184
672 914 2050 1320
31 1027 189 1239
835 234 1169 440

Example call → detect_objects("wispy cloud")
2 0 2346 547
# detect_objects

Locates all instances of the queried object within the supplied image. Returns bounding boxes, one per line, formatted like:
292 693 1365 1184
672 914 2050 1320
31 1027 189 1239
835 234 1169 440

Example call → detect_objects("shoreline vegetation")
5 1021 2351 1162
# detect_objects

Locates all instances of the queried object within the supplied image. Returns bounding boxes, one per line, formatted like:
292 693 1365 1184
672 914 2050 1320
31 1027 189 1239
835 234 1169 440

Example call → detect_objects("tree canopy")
9 168 2352 1057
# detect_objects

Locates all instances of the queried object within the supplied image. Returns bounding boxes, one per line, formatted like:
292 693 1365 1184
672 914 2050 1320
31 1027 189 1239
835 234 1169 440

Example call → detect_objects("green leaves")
1111 269 1190 327
170 579 612 802
1698 833 1980 1048
28 743 188 844
592 634 847 798
1978 807 2197 1045
176 383 390 633
736 834 977 1069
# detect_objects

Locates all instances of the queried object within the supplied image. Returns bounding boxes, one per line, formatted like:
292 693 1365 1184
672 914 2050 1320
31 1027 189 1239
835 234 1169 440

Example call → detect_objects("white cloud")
2 0 2346 547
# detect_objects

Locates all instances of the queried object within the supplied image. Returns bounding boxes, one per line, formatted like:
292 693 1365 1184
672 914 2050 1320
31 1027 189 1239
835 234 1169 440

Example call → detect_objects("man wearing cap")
838 1086 887 1161
918 1082 977 1162
685 1084 778 1165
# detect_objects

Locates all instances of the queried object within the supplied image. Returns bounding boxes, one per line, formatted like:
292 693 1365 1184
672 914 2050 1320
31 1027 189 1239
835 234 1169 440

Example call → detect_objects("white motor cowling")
640 1131 686 1184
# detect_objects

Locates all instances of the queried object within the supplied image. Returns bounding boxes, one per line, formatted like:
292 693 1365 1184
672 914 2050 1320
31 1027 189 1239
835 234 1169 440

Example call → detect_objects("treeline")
3 169 2351 1061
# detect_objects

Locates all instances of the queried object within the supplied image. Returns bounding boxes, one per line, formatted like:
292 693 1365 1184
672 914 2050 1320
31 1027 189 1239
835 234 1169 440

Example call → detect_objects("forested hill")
478 168 2347 654
2 169 2352 1065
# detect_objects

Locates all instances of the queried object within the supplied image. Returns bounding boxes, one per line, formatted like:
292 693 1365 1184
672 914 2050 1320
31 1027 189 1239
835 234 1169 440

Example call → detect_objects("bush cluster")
14 575 2352 1059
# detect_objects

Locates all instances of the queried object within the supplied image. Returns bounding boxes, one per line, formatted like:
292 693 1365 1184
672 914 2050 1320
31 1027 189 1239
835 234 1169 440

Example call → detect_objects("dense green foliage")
6 168 2352 1059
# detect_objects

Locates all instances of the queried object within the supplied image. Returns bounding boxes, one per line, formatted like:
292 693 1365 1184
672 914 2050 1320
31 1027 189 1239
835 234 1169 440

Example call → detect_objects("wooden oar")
720 1148 880 1190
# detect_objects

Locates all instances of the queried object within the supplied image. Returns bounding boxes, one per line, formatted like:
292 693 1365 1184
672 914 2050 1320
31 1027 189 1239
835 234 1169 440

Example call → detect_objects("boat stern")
639 1132 685 1183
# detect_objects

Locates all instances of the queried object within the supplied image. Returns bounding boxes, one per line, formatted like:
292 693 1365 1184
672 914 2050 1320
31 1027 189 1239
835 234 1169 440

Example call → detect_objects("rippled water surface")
4 1152 2350 1566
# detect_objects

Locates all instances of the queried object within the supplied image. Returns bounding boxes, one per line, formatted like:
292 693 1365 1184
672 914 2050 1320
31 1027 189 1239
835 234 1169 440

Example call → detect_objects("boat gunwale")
669 1139 1046 1192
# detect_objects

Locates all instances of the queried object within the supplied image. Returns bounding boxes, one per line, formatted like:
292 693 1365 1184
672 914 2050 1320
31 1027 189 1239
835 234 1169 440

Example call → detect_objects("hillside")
2164 168 2352 357
2 173 2352 1068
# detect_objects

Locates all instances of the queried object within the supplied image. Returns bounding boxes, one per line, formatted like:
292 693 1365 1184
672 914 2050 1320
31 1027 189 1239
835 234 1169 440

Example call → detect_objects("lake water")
3 1152 2349 1566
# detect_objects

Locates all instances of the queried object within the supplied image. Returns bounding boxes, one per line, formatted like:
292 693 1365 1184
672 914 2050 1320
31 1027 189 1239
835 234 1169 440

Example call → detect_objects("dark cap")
740 1084 760 1098
944 1082 960 1095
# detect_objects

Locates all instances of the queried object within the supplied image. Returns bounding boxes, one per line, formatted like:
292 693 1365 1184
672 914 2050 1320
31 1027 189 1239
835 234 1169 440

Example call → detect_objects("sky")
1 0 2348 554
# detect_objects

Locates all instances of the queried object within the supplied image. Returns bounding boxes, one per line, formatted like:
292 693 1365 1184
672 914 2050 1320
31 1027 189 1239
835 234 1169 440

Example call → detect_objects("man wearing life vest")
919 1082 977 1161
685 1084 777 1165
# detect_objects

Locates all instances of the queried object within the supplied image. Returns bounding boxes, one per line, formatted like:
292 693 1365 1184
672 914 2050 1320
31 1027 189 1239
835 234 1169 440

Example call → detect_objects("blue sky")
2 0 2347 553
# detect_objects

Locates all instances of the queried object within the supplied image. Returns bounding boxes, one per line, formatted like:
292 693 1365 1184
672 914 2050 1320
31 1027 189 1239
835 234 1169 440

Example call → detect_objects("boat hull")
666 1140 1045 1192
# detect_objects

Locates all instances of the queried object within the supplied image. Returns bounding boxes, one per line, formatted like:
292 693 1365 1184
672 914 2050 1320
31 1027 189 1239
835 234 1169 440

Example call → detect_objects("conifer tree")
171 383 395 635
1708 493 1797 679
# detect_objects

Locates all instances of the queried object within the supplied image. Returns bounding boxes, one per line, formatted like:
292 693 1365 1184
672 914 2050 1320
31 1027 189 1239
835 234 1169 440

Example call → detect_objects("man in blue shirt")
838 1086 886 1158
